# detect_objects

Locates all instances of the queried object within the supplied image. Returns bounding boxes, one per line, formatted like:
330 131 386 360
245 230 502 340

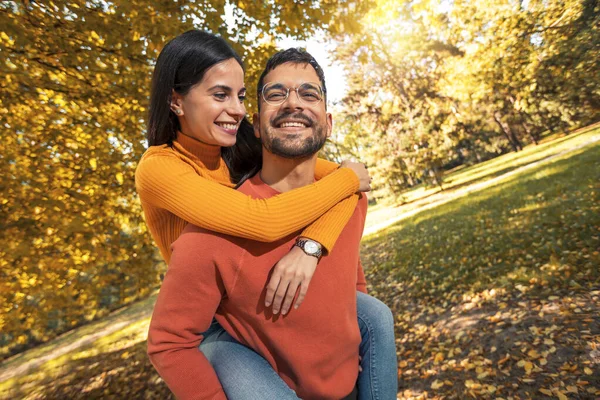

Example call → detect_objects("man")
148 49 373 399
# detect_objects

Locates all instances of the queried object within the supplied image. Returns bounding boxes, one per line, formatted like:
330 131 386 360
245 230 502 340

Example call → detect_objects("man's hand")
340 160 371 192
264 245 318 315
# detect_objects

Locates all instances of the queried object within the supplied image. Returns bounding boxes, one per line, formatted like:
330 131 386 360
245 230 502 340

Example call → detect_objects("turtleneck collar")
173 132 222 170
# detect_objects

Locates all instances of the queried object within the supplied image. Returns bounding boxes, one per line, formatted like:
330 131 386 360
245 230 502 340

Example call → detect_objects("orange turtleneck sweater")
135 132 360 263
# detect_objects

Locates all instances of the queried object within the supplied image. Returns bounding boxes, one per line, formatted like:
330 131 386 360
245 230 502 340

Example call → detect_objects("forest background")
1 0 599 365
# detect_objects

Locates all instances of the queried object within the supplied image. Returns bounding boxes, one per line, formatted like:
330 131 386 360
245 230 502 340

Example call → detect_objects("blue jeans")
199 291 397 399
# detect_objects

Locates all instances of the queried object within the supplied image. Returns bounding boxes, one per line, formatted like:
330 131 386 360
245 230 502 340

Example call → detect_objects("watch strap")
294 238 323 258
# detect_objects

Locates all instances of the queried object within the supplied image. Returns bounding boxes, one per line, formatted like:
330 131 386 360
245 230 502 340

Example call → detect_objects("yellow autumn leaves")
89 159 122 184
1 0 372 360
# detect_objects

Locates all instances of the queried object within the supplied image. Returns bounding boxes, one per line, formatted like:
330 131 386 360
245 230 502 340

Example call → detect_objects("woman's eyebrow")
207 84 233 92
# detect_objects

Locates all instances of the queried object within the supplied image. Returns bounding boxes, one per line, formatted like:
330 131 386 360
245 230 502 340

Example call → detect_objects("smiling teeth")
217 123 237 130
281 122 306 128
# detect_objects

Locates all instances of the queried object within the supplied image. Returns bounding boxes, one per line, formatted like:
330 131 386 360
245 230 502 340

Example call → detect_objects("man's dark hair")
256 48 327 109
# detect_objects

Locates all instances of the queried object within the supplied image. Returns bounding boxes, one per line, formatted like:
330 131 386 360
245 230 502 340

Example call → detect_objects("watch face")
305 241 319 254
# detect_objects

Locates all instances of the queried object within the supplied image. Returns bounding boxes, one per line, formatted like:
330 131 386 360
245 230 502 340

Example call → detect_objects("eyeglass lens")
263 83 323 105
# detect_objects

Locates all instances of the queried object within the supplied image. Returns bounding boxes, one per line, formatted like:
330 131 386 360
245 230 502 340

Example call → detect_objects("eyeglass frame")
259 82 326 107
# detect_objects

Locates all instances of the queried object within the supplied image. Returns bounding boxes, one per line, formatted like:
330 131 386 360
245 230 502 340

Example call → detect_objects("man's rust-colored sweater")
147 174 368 400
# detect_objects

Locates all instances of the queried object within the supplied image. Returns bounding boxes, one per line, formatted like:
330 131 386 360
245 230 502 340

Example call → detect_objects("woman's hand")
340 160 372 192
264 245 319 315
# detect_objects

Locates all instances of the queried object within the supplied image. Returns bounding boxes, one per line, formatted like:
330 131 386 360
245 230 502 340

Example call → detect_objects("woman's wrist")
294 237 323 259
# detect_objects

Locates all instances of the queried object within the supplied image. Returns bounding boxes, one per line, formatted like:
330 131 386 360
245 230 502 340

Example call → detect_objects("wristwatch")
294 238 323 259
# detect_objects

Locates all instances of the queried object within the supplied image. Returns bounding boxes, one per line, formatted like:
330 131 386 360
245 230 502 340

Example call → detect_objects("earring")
175 109 182 115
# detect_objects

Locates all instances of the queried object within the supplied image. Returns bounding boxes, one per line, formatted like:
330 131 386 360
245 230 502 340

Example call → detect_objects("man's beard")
261 112 328 159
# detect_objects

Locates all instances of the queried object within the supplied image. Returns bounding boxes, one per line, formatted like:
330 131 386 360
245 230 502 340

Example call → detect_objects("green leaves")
325 0 600 199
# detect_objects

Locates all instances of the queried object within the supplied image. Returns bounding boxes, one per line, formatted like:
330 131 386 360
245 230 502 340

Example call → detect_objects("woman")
137 30 397 399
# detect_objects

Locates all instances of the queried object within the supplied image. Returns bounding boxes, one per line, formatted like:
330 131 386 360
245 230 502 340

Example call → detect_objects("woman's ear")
170 89 184 116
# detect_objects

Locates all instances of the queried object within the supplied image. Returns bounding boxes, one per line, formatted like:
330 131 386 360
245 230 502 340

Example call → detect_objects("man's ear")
325 112 333 139
252 113 261 139
170 89 184 115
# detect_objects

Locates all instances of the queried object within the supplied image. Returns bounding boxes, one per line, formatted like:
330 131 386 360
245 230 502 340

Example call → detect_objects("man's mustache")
271 112 314 127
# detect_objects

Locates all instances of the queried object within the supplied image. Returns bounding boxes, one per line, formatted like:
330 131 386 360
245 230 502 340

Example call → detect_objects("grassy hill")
362 138 599 399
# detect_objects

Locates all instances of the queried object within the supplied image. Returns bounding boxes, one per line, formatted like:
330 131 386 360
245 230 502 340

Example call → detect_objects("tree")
331 1 464 197
0 0 372 357
327 0 600 199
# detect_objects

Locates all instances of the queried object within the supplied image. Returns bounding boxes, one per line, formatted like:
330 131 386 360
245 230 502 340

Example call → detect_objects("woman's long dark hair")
227 118 262 186
147 29 261 184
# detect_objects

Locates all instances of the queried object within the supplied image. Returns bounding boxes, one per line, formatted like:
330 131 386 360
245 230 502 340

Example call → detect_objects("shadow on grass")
364 144 599 296
0 294 157 383
4 339 173 400
391 289 600 399
433 128 599 202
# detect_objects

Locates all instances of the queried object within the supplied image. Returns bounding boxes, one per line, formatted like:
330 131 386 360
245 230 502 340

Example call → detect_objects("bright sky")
221 5 348 103
274 33 348 104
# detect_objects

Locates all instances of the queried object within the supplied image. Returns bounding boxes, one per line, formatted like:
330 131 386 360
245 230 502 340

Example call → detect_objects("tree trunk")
518 110 543 145
432 166 444 191
494 111 522 152
508 123 523 150
398 158 416 187
521 122 539 145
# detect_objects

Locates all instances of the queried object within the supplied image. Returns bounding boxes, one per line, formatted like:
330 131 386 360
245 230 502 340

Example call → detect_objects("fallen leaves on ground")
362 145 600 399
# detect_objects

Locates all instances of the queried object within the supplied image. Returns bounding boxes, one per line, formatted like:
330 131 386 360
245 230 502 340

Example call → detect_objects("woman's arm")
305 158 370 251
147 230 227 400
265 178 367 315
314 157 339 180
265 194 361 314
299 158 361 251
300 194 360 253
136 153 360 245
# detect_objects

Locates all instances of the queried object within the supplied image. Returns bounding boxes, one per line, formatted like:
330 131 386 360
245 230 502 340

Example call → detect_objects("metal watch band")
294 239 323 258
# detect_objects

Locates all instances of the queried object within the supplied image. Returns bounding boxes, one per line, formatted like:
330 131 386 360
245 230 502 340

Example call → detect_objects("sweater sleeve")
136 153 359 251
314 157 339 180
300 159 361 252
356 259 368 294
356 194 369 294
147 230 227 400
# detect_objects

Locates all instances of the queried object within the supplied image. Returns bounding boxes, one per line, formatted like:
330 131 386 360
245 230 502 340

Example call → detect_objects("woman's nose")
228 98 246 117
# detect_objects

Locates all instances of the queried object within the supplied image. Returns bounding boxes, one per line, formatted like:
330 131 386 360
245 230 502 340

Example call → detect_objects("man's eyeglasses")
261 82 324 106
